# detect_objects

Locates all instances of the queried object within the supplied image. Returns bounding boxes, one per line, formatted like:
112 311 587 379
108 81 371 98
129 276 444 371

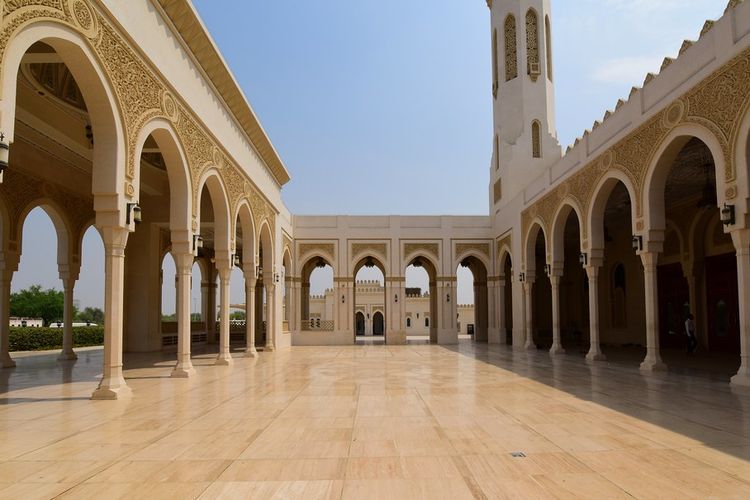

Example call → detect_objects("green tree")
230 311 246 321
75 307 104 325
10 285 67 326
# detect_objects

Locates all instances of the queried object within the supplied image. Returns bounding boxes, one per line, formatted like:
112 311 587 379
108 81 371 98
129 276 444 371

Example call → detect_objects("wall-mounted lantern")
232 253 241 267
0 133 9 183
579 252 588 266
341 294 345 304
631 235 643 252
394 293 398 303
519 272 526 283
721 204 736 226
446 293 451 303
544 264 551 276
193 234 203 255
126 202 142 225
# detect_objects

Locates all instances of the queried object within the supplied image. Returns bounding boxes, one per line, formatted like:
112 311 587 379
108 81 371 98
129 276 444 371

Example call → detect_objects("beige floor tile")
3 344 750 498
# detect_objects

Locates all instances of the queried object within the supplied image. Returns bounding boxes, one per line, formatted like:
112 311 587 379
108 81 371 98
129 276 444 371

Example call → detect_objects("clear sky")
12 0 727 311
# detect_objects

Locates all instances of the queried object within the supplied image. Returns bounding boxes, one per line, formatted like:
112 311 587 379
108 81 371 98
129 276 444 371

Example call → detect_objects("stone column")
497 278 507 345
585 264 606 362
58 276 78 361
265 282 276 351
92 227 132 399
640 251 667 372
171 252 195 378
549 273 565 356
0 269 16 369
215 264 233 366
731 229 750 387
523 277 535 350
201 266 217 343
245 273 258 357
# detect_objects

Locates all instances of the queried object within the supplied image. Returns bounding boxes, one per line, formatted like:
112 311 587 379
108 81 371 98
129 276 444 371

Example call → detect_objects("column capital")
639 250 660 268
173 252 194 273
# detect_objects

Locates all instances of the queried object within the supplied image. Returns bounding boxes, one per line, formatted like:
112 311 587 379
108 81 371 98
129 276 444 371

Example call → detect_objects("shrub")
9 326 104 352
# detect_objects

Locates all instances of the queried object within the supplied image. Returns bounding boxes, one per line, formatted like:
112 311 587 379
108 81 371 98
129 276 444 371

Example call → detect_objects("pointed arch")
1 22 126 211
587 171 638 251
234 199 258 272
532 120 542 158
17 200 74 274
550 201 584 264
642 124 726 235
134 118 193 249
196 169 232 258
524 220 548 275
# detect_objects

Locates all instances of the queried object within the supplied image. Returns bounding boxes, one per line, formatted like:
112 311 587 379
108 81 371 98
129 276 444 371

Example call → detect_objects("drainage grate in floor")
510 452 526 458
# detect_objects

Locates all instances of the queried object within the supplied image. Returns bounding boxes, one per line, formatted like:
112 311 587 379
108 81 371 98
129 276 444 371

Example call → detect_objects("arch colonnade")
0 0 293 399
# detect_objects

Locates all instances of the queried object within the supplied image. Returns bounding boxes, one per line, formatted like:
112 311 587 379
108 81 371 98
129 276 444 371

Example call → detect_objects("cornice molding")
153 0 291 186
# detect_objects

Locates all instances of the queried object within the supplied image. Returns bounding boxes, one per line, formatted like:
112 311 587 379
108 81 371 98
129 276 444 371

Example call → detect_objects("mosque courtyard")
1 344 749 499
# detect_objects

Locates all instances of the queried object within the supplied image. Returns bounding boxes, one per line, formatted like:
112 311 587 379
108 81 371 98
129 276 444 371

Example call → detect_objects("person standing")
685 313 698 354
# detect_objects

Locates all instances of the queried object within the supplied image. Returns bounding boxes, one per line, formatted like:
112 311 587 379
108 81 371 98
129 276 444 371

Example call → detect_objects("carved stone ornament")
351 243 387 261
403 242 439 260
0 0 280 242
521 40 750 248
455 242 490 261
299 243 335 263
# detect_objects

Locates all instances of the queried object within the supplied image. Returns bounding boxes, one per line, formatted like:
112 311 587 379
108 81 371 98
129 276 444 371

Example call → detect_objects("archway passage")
655 137 740 367
558 209 589 354
353 255 386 344
356 311 365 336
502 254 514 346
531 229 552 349
405 256 437 343
594 180 644 364
373 311 384 336
0 35 118 390
457 256 488 342
301 256 334 332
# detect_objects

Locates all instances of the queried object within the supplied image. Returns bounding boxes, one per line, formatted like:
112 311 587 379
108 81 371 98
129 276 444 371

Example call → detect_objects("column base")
0 353 16 368
264 345 275 352
246 348 258 358
639 354 667 372
171 363 196 378
215 353 234 366
91 376 131 400
57 351 78 361
731 365 750 388
549 344 565 356
523 341 536 351
586 349 607 363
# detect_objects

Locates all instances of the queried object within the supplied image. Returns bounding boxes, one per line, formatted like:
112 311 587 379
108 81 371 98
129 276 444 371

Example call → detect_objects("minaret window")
504 15 517 81
526 9 540 81
532 120 541 158
492 29 499 97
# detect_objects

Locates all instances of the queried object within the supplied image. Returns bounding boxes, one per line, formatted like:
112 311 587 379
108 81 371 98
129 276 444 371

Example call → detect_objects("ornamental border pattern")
521 43 750 260
0 0 276 245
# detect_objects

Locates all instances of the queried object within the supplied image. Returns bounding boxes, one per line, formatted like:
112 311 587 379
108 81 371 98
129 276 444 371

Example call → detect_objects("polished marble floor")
1 342 750 499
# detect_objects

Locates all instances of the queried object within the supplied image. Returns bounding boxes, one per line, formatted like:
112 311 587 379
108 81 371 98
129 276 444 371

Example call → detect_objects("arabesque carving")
0 0 279 242
404 242 439 260
351 243 387 261
521 41 750 262
455 242 490 261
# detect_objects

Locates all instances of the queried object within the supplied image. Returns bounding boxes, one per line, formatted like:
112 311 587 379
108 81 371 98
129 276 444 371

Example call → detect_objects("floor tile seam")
525 469 637 499
670 446 750 485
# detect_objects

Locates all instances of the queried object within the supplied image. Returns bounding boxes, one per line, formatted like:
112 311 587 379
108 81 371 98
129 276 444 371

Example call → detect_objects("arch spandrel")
454 242 491 271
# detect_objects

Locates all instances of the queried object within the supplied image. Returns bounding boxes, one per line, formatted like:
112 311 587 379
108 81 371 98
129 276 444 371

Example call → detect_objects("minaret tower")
487 0 561 211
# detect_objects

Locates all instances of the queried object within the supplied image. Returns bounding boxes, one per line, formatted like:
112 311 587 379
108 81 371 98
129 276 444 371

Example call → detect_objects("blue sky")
13 0 726 311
